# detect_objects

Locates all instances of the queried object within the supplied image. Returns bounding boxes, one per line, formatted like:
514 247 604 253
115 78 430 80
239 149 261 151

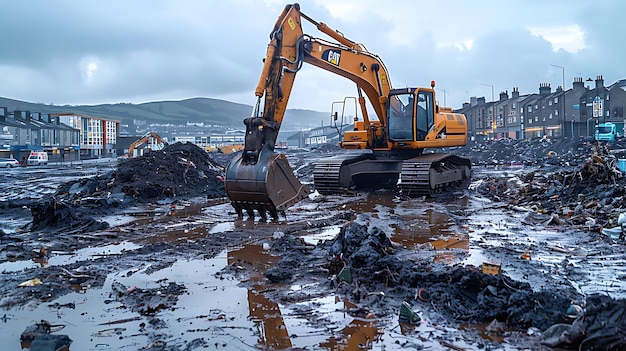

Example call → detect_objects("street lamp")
480 83 495 101
550 64 566 136
435 88 447 106
481 83 495 138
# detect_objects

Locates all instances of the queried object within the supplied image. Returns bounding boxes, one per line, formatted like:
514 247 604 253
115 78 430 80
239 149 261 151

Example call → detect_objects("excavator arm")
226 3 395 219
243 3 394 159
128 132 167 158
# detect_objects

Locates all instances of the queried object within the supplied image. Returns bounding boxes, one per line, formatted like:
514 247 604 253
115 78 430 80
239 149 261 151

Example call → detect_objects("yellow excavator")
127 132 167 158
225 3 471 219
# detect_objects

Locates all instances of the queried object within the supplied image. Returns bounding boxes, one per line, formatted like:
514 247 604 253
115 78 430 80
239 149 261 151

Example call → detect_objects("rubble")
28 142 227 235
3 137 626 350
470 139 626 230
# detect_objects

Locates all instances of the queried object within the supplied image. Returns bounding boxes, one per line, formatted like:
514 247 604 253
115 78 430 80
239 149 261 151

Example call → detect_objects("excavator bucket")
225 146 310 219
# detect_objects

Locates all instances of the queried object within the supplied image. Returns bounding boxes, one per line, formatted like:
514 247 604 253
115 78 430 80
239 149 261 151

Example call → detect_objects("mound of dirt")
30 142 227 232
112 142 226 201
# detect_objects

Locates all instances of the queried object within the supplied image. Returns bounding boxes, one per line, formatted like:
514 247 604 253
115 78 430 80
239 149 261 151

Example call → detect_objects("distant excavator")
224 3 471 219
127 132 167 158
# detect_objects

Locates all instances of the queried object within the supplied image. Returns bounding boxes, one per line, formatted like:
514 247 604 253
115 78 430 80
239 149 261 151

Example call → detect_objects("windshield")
597 126 614 133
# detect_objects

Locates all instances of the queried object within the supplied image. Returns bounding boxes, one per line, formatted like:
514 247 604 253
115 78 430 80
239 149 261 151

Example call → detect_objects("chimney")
572 77 584 90
477 97 486 105
499 90 509 101
470 96 478 106
595 75 604 89
512 87 519 98
539 83 551 96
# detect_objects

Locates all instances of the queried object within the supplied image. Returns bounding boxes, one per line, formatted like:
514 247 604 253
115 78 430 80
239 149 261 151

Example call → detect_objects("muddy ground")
1 138 626 350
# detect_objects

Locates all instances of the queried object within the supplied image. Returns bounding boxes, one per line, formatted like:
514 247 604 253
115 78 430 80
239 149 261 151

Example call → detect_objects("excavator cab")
387 89 434 143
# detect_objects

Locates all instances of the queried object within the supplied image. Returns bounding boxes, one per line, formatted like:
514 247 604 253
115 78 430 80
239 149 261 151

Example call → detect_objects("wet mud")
1 138 626 350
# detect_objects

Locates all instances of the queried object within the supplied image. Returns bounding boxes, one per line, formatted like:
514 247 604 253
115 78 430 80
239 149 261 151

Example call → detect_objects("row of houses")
279 75 626 148
458 76 625 140
0 108 121 161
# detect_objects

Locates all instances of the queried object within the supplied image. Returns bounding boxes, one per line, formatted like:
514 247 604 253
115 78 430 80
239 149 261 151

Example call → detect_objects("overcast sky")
1 0 623 115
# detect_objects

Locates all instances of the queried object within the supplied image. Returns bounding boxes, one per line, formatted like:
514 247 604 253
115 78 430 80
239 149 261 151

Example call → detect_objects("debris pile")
472 141 626 229
112 142 226 201
326 222 577 329
111 281 186 316
541 294 626 350
29 142 227 232
452 136 625 167
264 222 578 332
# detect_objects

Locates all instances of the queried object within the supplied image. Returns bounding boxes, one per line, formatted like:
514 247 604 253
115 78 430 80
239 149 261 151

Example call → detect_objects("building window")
555 109 558 116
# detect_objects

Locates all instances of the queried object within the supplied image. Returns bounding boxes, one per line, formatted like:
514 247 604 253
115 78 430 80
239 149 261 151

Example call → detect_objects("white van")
27 151 48 166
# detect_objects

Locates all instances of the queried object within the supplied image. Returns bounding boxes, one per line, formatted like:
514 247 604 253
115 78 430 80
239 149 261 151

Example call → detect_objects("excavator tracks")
313 153 403 195
399 153 472 197
313 153 471 197
312 158 343 194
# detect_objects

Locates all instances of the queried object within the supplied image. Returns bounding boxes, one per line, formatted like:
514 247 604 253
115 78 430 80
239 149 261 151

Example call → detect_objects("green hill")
0 96 329 129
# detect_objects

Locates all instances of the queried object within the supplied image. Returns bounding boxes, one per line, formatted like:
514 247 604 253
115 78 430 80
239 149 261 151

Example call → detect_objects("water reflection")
248 288 292 349
319 298 380 350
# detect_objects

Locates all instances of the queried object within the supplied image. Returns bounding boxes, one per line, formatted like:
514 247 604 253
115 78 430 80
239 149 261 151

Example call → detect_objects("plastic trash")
399 301 420 324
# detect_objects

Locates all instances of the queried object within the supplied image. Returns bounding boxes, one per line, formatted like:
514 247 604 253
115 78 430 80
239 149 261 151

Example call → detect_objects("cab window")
387 93 414 141
416 91 434 141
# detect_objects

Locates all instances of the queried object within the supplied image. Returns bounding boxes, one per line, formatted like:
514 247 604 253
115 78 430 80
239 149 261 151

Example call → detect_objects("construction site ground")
1 138 626 351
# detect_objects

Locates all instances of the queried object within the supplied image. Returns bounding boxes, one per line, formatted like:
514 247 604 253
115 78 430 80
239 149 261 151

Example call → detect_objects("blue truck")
595 122 617 141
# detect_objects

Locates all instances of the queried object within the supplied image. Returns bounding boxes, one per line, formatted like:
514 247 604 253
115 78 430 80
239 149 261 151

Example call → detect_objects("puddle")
2 250 249 351
209 221 234 234
0 245 424 351
135 226 208 246
300 224 343 245
0 241 141 273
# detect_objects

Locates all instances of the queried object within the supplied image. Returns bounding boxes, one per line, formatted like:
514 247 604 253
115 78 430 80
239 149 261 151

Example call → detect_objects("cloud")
528 25 586 53
0 0 625 113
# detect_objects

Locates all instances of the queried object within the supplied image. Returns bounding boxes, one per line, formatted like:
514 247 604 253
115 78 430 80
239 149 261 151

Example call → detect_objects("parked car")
0 157 20 168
